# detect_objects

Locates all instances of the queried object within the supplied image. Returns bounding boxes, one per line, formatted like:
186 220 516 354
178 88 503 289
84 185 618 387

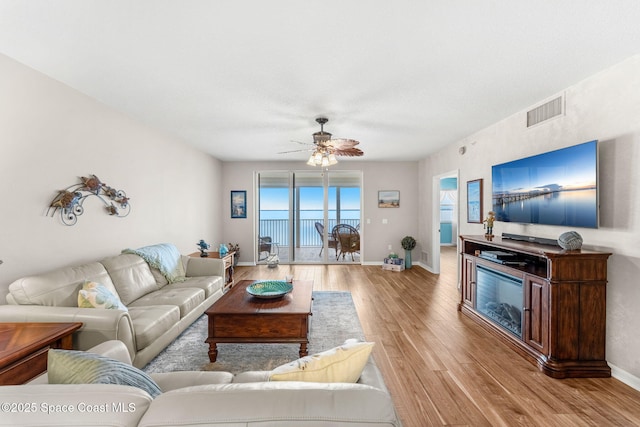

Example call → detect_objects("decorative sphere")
558 231 583 250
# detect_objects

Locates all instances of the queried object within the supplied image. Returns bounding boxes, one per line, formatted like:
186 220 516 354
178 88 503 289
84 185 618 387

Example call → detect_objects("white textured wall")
221 161 419 264
419 55 640 385
0 54 223 300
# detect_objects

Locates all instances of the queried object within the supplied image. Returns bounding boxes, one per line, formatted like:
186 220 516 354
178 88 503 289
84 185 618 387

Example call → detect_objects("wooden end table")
205 279 313 362
189 251 235 289
0 322 82 385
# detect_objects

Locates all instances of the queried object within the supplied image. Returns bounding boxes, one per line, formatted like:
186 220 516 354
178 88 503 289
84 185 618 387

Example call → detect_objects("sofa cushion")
127 305 181 351
48 349 162 397
128 288 204 318
8 262 116 307
164 276 223 299
269 339 374 383
78 280 128 311
101 254 159 305
138 382 398 427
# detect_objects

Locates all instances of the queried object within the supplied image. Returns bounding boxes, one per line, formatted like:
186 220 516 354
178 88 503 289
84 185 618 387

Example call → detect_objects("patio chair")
314 222 338 257
332 224 360 261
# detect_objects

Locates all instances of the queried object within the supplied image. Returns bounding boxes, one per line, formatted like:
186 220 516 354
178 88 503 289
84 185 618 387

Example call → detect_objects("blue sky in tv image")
491 141 598 228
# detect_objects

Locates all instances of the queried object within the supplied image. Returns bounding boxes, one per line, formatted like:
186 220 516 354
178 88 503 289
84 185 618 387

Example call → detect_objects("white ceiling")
2 1 640 162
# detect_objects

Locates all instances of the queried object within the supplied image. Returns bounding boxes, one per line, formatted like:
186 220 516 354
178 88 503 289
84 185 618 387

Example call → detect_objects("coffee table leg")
299 342 308 358
208 342 218 362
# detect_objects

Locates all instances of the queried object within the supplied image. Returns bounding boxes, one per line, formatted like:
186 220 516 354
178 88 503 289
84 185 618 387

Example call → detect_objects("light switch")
382 218 388 224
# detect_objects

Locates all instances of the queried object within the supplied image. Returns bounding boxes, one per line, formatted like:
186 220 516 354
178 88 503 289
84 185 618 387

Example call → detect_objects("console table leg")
208 342 218 362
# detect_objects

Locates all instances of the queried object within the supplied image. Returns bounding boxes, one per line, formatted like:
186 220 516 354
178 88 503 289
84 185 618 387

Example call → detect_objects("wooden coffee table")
205 279 313 362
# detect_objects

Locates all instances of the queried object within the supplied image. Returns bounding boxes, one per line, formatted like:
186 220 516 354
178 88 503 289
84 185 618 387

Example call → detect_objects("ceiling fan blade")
290 140 314 146
278 148 315 154
334 147 364 157
327 138 360 149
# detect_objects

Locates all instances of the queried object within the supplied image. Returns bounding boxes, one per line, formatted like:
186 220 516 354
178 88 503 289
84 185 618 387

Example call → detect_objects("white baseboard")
363 261 432 271
610 363 640 391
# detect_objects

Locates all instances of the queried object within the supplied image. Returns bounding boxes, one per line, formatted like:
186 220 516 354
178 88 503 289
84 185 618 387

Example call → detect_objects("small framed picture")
467 179 483 223
378 190 400 208
230 190 247 218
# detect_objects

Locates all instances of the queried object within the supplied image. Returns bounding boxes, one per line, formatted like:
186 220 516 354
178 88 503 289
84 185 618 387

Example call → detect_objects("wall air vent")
527 95 564 127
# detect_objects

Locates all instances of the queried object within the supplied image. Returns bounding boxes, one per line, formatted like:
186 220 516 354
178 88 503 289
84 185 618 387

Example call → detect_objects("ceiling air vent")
527 95 564 127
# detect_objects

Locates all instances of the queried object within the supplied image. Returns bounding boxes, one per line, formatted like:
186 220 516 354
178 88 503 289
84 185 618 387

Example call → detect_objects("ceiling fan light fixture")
307 148 339 167
328 153 338 165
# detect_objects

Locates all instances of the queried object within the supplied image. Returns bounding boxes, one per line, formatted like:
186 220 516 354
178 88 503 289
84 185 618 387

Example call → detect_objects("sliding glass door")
257 170 361 264
326 172 361 262
293 171 325 262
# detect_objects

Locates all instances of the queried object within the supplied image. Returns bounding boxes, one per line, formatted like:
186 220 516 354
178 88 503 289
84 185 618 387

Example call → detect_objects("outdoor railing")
259 218 360 247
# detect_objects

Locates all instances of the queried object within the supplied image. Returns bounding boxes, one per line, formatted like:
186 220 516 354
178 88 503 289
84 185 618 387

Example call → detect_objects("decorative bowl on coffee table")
246 280 293 299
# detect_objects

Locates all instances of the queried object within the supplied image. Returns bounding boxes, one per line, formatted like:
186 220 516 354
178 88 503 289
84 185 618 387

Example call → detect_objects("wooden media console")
459 235 611 378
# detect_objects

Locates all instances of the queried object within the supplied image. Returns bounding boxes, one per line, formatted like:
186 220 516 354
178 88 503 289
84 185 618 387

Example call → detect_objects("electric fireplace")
475 264 523 338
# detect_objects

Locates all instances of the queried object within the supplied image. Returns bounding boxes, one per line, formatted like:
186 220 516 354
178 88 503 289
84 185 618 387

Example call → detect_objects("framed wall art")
230 190 247 218
378 190 400 208
467 179 483 223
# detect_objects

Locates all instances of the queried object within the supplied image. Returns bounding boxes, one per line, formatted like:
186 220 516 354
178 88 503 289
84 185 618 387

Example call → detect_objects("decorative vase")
405 250 412 269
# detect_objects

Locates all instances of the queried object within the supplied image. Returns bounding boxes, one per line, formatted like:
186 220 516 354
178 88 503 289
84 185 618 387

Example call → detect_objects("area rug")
143 291 365 374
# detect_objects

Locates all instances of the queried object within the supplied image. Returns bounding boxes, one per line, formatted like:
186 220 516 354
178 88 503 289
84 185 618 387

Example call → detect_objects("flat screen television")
491 140 598 228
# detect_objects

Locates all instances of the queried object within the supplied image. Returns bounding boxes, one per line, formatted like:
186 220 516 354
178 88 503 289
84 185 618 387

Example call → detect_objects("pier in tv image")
491 140 598 228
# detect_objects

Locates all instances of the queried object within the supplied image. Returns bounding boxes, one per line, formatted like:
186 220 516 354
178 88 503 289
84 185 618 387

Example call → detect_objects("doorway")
431 170 459 274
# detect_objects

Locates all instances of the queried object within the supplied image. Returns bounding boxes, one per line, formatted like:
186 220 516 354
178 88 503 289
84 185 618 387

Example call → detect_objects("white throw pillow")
78 280 127 311
269 338 374 383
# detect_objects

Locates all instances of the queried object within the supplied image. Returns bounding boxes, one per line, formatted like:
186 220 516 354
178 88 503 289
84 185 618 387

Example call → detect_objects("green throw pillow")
78 280 127 311
48 349 162 398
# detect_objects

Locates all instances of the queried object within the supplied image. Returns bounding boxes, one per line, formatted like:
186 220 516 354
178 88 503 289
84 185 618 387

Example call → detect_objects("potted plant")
401 236 416 269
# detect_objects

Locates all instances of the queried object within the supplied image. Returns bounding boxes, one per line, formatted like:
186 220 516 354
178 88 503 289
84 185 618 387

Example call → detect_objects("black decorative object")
47 174 131 226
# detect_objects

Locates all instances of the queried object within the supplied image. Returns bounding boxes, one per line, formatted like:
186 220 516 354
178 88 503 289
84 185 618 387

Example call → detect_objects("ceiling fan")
280 117 364 167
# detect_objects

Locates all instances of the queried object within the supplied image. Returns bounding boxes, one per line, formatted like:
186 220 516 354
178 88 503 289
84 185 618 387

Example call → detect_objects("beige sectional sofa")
0 244 225 368
0 340 401 426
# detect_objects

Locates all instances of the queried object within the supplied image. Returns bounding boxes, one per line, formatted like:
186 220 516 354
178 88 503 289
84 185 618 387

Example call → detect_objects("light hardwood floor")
233 247 640 426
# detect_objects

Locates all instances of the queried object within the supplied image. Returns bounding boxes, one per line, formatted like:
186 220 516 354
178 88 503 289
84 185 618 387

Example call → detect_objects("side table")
0 322 82 385
189 251 235 289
